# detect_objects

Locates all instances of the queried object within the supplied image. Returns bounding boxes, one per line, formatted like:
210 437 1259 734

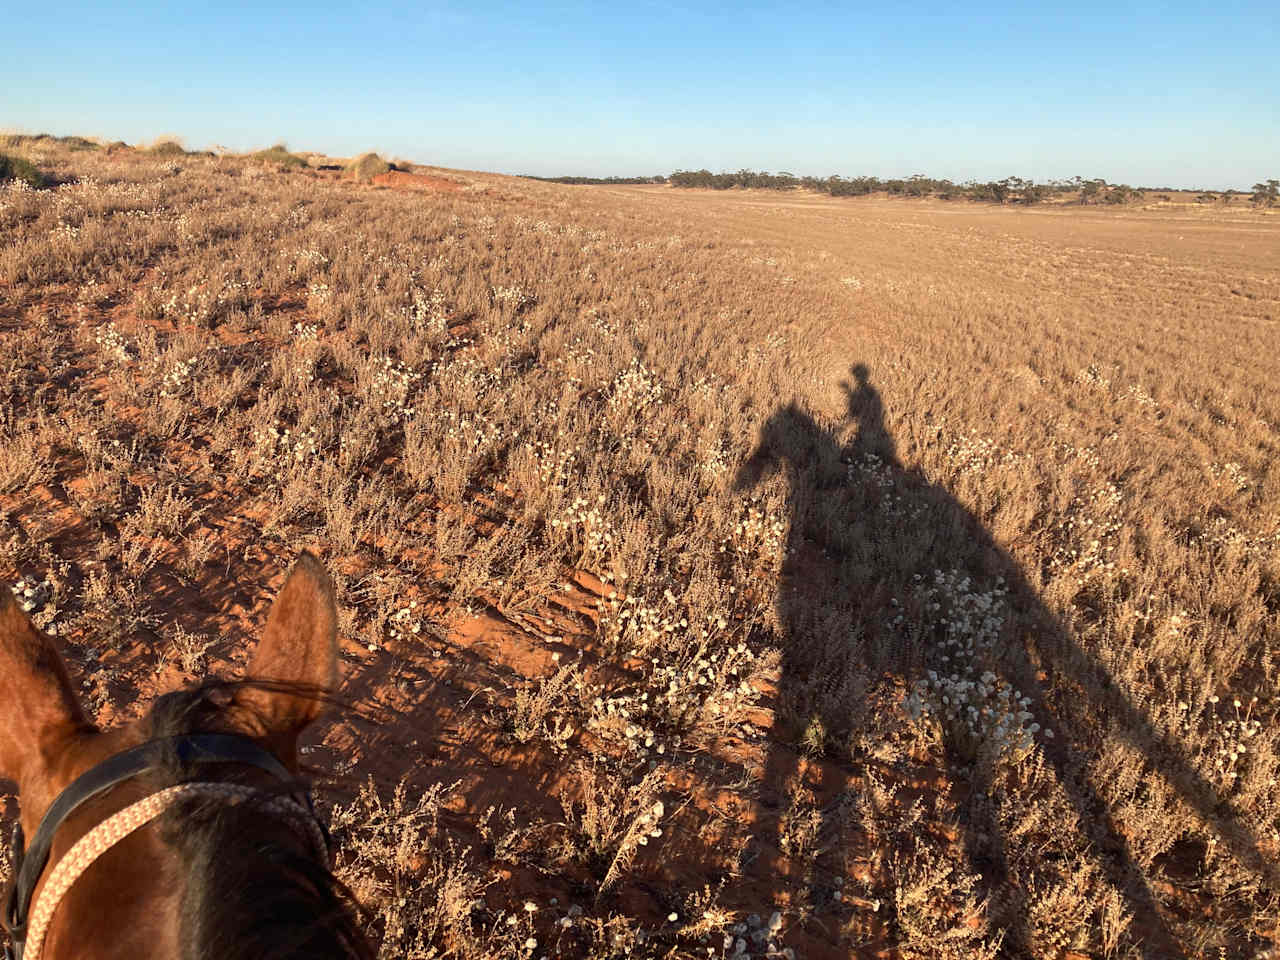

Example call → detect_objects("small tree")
985 180 1010 203
1023 181 1049 204
1080 179 1105 204
1104 184 1139 204
1251 180 1279 206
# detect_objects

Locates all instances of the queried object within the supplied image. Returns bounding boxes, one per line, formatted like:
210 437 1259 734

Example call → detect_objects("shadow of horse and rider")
733 364 1272 957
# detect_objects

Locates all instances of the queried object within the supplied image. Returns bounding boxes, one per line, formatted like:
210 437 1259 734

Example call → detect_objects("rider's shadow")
733 364 1270 957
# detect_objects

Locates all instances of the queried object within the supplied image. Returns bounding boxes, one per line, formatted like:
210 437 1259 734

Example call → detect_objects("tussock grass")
347 152 391 181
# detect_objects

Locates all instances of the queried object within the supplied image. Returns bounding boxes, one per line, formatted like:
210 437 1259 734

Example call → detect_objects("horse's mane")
146 681 373 960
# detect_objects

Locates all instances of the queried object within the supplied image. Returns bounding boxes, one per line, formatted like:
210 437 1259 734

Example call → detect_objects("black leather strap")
3 733 299 954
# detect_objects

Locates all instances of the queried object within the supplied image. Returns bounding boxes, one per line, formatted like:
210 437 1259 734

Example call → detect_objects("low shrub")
251 144 307 168
0 153 47 188
149 140 187 157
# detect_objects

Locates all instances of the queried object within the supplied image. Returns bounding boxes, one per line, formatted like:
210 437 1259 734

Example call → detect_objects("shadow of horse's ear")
0 586 92 786
237 552 337 752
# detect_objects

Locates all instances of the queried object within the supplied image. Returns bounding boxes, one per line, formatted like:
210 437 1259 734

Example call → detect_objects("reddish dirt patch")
371 171 463 193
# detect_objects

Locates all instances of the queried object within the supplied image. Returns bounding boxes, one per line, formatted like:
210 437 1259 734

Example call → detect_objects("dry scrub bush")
329 778 501 960
160 623 216 675
556 762 668 900
0 421 52 492
509 661 579 746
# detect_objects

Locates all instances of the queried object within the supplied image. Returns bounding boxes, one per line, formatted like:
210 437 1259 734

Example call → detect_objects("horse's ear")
239 552 337 747
0 587 92 788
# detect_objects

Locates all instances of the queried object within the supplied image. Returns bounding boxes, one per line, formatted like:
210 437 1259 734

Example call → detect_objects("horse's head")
0 552 369 960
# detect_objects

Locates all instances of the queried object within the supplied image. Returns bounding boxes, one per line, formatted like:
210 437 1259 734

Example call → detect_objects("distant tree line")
659 170 1280 206
514 168 1280 207
666 170 1158 204
523 174 668 185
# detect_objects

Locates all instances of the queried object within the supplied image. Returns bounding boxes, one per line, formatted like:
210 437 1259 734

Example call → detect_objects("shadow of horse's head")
732 402 845 493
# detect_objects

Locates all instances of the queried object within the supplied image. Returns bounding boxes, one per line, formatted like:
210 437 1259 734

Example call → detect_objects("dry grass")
1 139 1278 959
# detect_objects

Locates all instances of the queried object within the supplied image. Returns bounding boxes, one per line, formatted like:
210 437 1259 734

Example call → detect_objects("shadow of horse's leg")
948 670 1187 958
954 756 1034 953
1050 628 1274 887
1007 611 1265 959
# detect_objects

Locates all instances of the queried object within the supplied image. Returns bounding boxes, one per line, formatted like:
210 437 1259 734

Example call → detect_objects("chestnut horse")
0 553 371 960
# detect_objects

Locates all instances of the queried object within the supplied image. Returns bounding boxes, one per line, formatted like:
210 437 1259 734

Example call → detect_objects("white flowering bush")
386 600 424 643
409 287 450 333
904 669 1045 763
1181 692 1268 792
698 434 732 486
91 322 132 365
1208 460 1250 493
154 279 250 326
491 284 534 311
520 439 578 489
49 222 81 245
253 422 321 464
596 586 683 657
901 570 1049 764
427 353 503 408
357 355 421 420
10 576 52 615
290 246 330 280
944 431 1026 475
1075 364 1112 390
1192 516 1280 560
1047 481 1124 586
1120 382 1159 410
549 495 617 567
605 359 665 431
587 641 762 752
291 320 320 341
727 496 787 569
593 586 768 747
845 453 926 521
158 356 198 398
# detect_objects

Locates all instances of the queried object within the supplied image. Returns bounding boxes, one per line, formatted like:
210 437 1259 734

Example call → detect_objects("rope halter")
21 782 329 960
2 734 330 960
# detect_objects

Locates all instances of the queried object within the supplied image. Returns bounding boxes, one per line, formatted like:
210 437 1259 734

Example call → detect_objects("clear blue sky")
5 1 1277 189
